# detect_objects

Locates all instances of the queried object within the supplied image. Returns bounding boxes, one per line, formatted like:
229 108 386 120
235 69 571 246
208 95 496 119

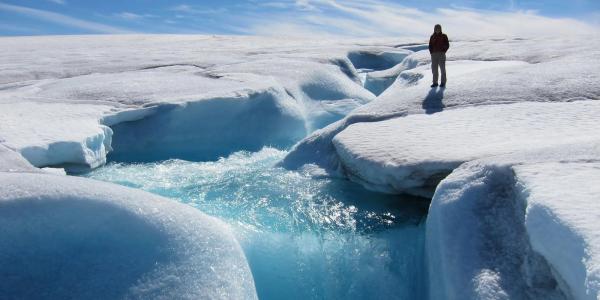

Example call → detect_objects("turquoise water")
83 148 428 299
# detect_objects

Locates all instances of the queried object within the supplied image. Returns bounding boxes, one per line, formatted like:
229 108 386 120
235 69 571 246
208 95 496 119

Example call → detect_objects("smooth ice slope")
333 101 600 196
282 36 600 173
427 143 600 300
515 162 600 300
427 161 565 300
0 171 257 299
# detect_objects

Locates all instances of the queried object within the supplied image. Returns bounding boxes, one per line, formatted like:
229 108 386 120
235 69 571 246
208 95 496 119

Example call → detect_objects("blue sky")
0 0 598 37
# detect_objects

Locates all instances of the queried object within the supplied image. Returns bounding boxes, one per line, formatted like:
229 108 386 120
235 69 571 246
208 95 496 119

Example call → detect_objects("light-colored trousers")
431 52 446 84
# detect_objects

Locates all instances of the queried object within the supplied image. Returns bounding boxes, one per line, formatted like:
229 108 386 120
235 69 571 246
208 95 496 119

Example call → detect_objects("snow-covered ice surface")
0 170 256 299
282 36 600 173
1 35 414 169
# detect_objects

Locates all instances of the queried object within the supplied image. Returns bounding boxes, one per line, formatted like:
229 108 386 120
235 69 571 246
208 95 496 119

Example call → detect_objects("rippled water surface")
83 148 428 299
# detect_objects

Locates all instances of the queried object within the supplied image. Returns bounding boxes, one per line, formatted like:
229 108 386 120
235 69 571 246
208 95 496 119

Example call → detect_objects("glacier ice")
0 101 114 172
0 171 257 299
515 162 600 300
427 146 600 300
2 34 600 300
427 162 564 300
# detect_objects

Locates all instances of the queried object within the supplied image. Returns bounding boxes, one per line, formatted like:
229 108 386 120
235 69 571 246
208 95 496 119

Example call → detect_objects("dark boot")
431 83 438 88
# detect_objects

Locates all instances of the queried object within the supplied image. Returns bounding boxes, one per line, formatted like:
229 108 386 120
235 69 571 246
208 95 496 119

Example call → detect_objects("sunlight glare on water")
83 147 428 300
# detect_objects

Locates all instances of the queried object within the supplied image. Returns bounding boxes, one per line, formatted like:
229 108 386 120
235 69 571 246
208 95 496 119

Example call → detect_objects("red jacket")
429 33 449 53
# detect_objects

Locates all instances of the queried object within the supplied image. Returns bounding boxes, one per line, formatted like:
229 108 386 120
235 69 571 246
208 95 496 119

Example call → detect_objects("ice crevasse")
0 35 415 298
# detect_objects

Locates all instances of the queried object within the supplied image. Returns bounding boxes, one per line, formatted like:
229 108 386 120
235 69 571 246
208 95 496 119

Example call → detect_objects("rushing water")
83 147 428 299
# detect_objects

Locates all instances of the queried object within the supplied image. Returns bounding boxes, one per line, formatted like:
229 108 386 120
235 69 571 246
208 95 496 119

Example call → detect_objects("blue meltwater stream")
83 147 428 299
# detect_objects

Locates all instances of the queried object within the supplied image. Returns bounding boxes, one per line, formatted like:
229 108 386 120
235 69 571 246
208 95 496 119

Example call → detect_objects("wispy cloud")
259 2 290 9
255 0 321 12
113 12 157 21
114 12 144 20
47 0 66 5
240 0 597 38
170 4 227 15
0 23 40 33
295 0 320 12
1 0 596 37
0 2 132 34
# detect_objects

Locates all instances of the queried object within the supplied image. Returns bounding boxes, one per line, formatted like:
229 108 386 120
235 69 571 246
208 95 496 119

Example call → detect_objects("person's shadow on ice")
422 87 445 114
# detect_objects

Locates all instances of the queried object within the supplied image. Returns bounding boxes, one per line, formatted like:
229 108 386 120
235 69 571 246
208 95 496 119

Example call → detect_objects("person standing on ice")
429 24 450 88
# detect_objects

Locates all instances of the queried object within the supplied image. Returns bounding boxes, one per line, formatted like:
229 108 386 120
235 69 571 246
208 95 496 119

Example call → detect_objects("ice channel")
83 147 429 300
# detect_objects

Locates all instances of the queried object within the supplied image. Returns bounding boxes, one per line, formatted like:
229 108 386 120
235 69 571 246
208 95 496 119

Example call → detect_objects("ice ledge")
332 101 600 197
0 86 306 172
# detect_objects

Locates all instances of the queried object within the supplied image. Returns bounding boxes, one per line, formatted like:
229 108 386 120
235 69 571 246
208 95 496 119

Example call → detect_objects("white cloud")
243 0 598 38
0 2 132 34
259 2 291 9
171 4 194 13
295 0 320 12
47 0 66 5
113 12 157 21
170 4 227 15
114 12 143 20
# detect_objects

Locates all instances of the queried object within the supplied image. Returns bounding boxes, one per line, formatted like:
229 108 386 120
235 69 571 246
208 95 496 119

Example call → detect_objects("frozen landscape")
0 33 599 299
